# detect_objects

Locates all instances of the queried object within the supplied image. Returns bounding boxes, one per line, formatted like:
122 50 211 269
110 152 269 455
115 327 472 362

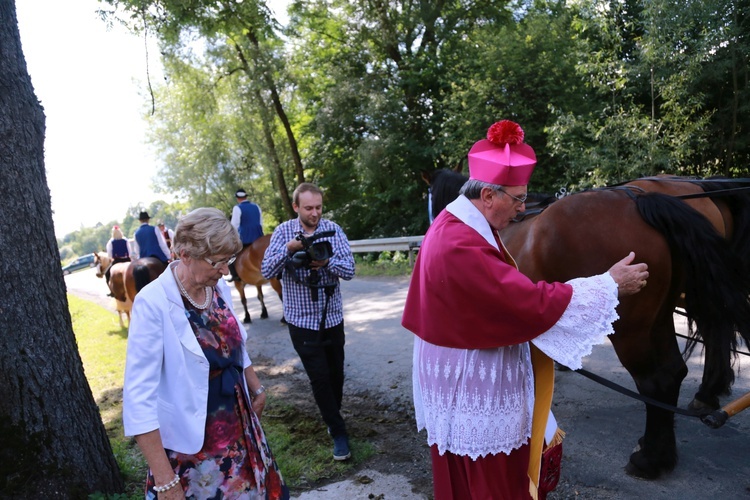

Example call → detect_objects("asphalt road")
65 268 750 499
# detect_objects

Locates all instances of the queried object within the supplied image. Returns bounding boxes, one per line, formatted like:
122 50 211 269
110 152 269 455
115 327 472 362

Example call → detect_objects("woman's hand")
251 391 267 419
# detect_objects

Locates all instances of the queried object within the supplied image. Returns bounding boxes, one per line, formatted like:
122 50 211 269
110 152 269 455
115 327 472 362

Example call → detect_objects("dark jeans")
288 321 347 438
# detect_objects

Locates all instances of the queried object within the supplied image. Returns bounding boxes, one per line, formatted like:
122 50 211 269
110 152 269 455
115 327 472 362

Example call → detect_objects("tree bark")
0 1 124 496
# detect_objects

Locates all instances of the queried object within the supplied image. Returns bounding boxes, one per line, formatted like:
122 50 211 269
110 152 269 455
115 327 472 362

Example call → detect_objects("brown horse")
124 257 167 302
94 252 132 327
233 234 283 323
427 171 750 479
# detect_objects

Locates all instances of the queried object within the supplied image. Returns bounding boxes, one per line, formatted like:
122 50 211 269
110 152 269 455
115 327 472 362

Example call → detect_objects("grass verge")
69 294 372 499
354 251 414 276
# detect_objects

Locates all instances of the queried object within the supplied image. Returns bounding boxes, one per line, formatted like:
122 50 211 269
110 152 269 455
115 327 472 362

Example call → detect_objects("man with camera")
261 182 356 461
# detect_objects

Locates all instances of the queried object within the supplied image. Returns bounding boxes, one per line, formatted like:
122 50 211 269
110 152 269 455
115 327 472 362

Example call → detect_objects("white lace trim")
412 272 619 458
413 338 534 459
531 272 619 370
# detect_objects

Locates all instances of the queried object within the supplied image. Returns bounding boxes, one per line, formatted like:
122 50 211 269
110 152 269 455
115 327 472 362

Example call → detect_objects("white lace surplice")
413 272 619 459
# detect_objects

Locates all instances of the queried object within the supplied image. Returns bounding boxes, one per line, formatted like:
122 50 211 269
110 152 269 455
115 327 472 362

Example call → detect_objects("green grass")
262 400 376 488
354 250 414 276
69 294 373 498
68 295 145 500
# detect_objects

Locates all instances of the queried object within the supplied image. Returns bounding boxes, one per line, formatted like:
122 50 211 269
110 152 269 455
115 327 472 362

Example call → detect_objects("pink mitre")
468 120 536 187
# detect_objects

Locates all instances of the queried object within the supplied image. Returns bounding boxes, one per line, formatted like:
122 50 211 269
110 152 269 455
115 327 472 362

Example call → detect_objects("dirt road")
65 269 750 499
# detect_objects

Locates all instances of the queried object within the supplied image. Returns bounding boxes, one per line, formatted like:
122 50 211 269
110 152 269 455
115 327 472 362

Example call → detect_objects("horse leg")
688 344 727 414
234 281 252 324
270 277 286 324
256 285 269 319
618 315 687 479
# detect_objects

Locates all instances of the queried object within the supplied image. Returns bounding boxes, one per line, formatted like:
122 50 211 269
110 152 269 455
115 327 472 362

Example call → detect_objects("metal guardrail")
348 235 424 264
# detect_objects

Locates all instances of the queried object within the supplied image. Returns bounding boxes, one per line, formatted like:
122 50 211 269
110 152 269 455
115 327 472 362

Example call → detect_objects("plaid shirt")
261 218 355 330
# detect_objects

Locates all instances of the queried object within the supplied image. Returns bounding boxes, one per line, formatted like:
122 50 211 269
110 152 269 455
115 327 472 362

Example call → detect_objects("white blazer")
123 263 251 454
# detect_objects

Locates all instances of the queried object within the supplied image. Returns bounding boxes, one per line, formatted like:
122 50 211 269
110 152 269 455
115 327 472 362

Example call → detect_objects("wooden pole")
701 390 750 428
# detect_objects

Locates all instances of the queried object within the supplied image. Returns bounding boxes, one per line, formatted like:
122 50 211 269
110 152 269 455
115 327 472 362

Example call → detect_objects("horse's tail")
636 192 750 398
133 264 152 293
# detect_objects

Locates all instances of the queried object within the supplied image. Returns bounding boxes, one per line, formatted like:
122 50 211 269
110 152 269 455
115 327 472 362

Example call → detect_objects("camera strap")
282 259 339 347
305 285 337 347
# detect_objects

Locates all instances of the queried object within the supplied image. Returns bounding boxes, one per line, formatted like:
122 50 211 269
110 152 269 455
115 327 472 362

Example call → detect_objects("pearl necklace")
172 266 212 309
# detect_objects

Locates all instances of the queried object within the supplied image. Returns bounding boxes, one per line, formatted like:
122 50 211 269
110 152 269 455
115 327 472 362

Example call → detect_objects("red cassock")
402 209 573 500
402 210 572 349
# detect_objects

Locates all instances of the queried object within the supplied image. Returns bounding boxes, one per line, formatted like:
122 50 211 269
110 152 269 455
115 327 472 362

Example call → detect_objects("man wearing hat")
227 188 264 282
402 120 650 499
133 211 171 265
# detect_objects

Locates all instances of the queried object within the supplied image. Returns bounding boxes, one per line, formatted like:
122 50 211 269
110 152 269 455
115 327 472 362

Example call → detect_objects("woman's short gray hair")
459 179 500 199
173 208 242 259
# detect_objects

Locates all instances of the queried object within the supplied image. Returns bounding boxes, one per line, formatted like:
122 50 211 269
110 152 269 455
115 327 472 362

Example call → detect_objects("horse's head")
94 251 111 278
424 168 470 222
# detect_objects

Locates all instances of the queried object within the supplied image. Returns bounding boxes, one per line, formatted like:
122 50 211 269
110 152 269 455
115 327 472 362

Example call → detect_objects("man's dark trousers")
288 322 347 438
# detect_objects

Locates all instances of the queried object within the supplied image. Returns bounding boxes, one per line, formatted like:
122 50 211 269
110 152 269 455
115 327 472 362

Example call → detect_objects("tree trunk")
243 28 306 187
233 42 295 218
0 1 124 497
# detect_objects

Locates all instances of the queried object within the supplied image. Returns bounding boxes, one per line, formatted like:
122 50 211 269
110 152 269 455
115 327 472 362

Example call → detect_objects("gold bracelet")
153 474 180 493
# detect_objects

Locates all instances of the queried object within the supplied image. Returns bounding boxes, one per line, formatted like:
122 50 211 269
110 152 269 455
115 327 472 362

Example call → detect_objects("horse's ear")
420 170 432 186
453 158 464 173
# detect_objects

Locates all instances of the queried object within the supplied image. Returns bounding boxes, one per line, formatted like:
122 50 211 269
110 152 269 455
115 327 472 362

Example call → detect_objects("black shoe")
332 434 351 461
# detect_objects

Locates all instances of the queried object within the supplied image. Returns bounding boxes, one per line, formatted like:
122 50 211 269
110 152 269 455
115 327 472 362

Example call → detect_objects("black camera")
290 231 335 269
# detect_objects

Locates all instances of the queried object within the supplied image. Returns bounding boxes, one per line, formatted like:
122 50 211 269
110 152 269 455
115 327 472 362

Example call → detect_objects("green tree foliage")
100 0 301 223
58 199 187 257
546 0 750 189
90 0 750 239
289 0 518 237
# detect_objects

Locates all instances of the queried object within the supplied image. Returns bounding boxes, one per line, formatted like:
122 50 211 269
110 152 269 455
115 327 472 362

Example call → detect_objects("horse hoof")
625 450 660 480
243 316 252 324
280 316 287 325
260 312 269 319
688 397 718 415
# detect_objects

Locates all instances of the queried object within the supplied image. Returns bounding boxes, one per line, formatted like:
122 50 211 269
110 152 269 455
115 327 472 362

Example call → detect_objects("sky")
16 0 168 238
15 0 289 238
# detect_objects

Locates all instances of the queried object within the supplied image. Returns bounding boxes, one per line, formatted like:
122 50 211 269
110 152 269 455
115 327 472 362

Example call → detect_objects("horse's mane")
429 169 469 220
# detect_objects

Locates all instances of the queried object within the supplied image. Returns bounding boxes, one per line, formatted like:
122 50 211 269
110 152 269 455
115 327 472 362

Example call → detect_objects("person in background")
132 211 171 266
158 221 176 259
227 188 264 283
402 120 649 499
102 225 132 296
261 183 356 461
123 207 289 499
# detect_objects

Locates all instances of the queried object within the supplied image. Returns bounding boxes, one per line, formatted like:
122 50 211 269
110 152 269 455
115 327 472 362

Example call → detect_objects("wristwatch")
252 385 266 398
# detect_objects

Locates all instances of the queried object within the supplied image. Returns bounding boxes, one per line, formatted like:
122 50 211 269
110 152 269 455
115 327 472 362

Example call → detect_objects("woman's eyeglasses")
204 255 237 269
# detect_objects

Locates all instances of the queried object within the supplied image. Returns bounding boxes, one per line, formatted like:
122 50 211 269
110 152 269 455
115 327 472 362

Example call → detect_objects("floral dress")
145 289 289 500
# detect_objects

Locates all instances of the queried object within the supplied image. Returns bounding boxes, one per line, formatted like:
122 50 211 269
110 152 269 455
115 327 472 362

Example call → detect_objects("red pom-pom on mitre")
486 120 524 146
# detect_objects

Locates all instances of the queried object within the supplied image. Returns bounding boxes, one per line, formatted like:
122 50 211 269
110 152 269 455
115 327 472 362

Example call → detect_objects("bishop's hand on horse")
607 251 649 297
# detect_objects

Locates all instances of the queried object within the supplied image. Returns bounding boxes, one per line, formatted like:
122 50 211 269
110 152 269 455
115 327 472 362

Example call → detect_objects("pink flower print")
204 409 241 455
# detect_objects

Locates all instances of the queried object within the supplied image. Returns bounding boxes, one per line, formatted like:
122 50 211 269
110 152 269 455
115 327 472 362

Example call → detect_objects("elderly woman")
123 207 288 499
